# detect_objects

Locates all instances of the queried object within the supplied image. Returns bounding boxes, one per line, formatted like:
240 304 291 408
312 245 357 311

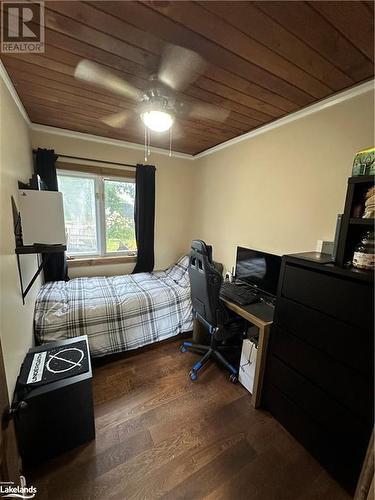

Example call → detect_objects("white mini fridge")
18 189 66 246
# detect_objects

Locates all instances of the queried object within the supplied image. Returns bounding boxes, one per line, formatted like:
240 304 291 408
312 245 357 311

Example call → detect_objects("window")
57 170 137 258
104 179 136 254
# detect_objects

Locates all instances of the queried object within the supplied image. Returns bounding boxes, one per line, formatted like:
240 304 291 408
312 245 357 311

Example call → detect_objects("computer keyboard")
220 281 259 306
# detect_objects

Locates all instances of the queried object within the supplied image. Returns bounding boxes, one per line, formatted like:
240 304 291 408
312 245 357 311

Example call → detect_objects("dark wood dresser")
262 254 374 493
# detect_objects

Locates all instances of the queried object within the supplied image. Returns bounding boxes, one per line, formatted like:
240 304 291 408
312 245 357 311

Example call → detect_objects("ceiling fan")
74 44 230 156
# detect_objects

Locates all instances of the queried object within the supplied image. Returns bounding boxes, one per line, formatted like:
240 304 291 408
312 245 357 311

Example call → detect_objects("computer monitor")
235 247 282 297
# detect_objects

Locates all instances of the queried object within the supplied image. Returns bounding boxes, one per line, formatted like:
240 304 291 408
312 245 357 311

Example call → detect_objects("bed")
34 256 193 357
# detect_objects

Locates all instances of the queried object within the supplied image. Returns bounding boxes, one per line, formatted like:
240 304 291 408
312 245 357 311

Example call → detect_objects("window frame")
57 168 137 259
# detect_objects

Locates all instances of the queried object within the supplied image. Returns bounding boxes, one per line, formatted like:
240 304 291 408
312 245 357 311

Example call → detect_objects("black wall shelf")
15 244 66 255
16 244 66 304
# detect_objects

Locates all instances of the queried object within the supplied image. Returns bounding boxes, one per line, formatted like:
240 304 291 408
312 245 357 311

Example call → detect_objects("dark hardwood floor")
29 340 350 499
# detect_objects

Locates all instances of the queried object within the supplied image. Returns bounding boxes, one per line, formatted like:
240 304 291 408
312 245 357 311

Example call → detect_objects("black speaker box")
13 336 95 468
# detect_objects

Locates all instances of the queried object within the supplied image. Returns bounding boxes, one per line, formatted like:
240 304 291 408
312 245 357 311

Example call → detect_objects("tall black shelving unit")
336 175 374 268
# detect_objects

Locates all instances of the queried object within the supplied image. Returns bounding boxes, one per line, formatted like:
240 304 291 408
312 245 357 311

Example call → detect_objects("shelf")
349 218 374 226
336 175 375 267
15 244 66 255
348 175 374 184
15 244 66 304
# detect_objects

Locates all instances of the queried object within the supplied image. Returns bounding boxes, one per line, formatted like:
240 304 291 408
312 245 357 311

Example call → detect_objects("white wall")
0 78 40 398
30 128 195 277
192 90 374 273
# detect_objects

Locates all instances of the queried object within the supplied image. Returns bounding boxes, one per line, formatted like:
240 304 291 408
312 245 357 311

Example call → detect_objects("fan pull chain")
169 126 172 157
144 126 151 162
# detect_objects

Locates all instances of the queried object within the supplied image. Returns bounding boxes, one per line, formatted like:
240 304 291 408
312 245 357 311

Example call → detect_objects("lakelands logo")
0 476 36 499
1 1 44 53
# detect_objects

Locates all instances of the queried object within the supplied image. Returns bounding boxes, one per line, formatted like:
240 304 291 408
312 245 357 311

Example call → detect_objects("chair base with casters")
180 318 245 383
184 239 246 383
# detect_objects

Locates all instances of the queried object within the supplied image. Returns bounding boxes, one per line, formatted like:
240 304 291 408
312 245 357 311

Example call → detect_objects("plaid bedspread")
34 256 193 357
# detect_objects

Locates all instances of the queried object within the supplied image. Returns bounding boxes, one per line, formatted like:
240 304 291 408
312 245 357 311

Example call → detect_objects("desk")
221 298 274 408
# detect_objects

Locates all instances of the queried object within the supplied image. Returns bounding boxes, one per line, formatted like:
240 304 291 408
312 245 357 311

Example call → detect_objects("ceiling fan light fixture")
141 110 174 132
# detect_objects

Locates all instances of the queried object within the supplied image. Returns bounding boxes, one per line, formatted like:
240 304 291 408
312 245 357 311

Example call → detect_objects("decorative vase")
352 147 374 176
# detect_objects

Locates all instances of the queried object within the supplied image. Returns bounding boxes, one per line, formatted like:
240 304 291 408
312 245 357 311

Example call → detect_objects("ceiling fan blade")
158 44 206 92
101 110 131 129
187 102 230 123
74 60 143 101
171 121 185 140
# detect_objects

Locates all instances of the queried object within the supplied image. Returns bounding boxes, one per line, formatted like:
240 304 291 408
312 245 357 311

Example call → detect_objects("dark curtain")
132 164 156 274
35 148 69 282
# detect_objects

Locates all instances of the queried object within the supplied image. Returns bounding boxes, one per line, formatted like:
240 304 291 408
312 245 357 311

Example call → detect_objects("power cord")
239 335 258 372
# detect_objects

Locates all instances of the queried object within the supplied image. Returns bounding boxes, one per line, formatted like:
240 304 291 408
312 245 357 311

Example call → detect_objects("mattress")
34 256 193 357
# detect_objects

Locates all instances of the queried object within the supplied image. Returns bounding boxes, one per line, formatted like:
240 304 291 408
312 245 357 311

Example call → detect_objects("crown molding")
0 60 30 125
30 123 194 160
194 79 375 160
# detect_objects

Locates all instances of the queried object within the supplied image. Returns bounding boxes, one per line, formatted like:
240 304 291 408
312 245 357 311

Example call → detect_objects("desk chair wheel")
229 374 238 384
189 370 198 381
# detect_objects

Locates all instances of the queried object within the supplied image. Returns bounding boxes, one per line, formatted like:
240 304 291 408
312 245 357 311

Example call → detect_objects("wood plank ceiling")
2 1 374 155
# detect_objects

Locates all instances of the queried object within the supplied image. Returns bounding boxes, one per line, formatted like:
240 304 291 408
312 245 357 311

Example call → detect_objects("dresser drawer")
269 325 373 421
265 354 370 443
281 264 373 329
275 296 373 376
262 383 367 493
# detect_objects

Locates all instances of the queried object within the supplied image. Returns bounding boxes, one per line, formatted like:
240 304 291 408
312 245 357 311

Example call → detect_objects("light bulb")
141 110 174 132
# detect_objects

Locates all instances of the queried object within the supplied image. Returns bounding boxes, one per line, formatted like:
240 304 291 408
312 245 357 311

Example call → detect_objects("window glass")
104 179 137 254
57 174 98 255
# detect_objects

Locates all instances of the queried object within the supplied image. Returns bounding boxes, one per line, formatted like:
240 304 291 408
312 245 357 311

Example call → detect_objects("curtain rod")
32 150 138 169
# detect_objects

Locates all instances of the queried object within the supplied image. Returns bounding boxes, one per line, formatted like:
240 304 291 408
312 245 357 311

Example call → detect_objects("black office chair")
180 240 246 382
